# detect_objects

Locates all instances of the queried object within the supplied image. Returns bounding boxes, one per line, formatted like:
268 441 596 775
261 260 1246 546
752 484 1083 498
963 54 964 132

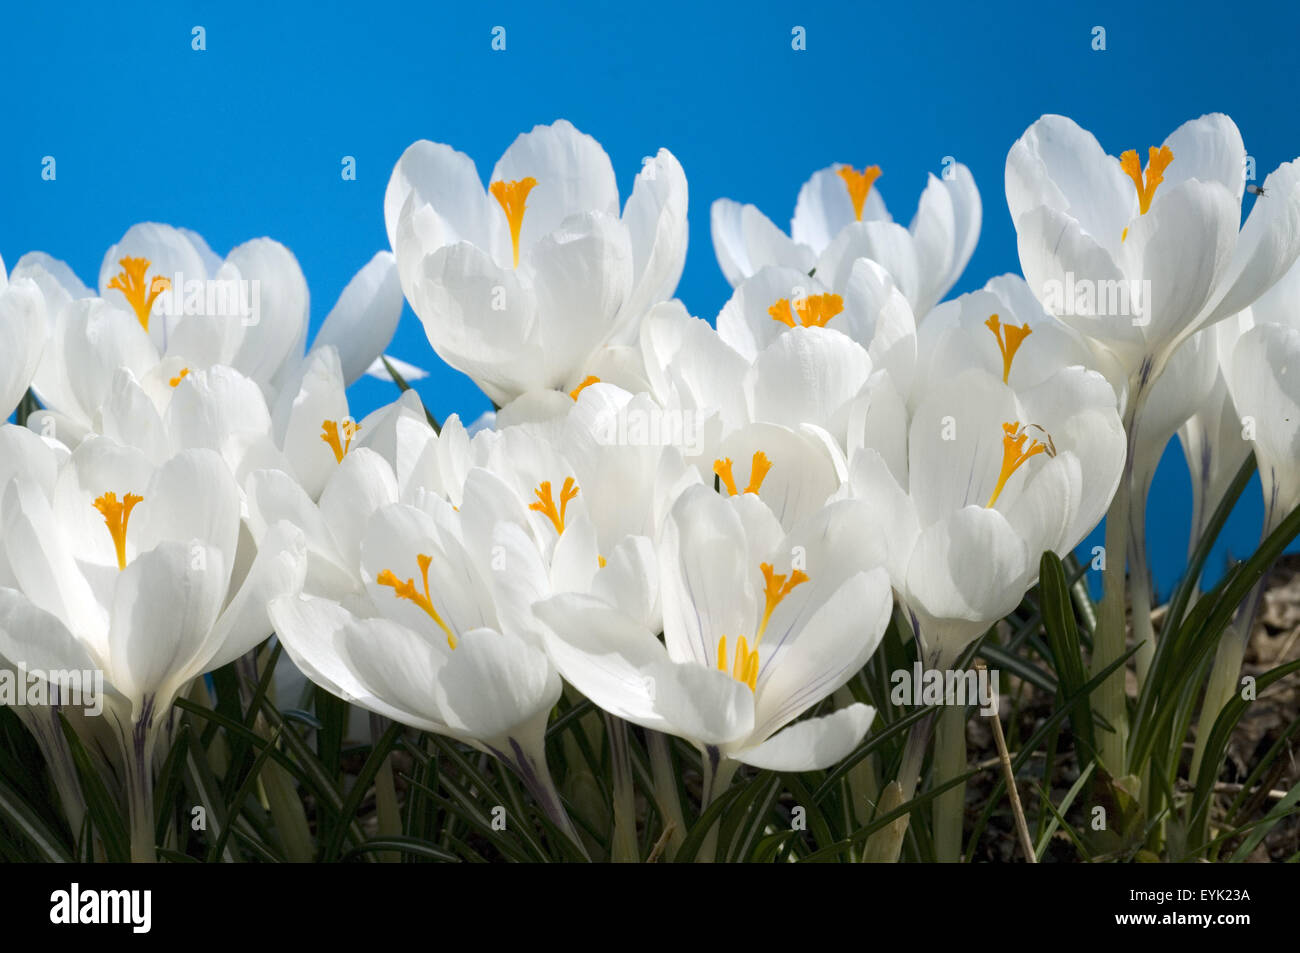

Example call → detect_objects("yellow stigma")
169 368 190 388
320 419 359 464
376 553 457 650
569 375 601 400
530 477 580 535
1120 145 1174 217
715 561 810 692
490 177 538 268
107 257 171 332
93 491 143 571
986 422 1056 509
768 293 844 329
713 451 772 497
836 165 882 221
983 314 1032 384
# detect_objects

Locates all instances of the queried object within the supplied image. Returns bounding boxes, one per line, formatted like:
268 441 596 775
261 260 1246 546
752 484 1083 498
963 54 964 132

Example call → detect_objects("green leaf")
0 772 72 861
1038 551 1096 760
58 714 129 863
381 355 441 433
341 837 461 863
321 720 404 862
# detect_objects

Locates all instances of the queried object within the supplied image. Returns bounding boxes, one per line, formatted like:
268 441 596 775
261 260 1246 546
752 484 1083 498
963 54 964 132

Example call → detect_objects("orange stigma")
321 419 359 463
983 314 1032 383
490 177 538 268
1120 145 1174 217
530 477 580 535
107 257 170 332
376 553 457 649
836 165 882 221
986 422 1056 508
569 375 600 400
768 293 844 329
715 560 810 692
713 451 772 496
93 491 143 570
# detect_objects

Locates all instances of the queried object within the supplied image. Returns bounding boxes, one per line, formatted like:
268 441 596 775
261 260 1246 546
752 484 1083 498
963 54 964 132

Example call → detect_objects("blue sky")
2 0 1297 594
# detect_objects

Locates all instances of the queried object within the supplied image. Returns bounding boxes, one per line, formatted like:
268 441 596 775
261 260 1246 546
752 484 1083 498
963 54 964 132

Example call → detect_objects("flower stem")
647 731 686 861
697 749 739 863
604 715 639 862
932 704 967 862
1091 464 1132 775
864 709 935 863
121 711 158 864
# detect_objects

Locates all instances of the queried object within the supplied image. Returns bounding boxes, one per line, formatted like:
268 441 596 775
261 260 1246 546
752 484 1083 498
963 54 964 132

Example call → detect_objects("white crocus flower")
637 299 877 517
386 120 688 405
1007 113 1300 404
915 273 1120 406
268 473 583 849
0 256 46 421
1007 112 1300 768
24 224 405 433
716 259 917 397
846 364 1125 666
0 434 306 860
535 485 891 804
711 159 980 318
842 363 1123 859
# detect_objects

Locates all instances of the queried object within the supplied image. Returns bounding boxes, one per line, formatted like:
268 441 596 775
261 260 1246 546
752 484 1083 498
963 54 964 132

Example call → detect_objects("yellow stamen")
983 314 1032 383
490 177 538 268
376 553 457 650
836 165 882 221
716 634 759 692
529 477 579 535
107 257 171 332
598 555 607 569
93 491 143 571
320 419 360 463
169 368 190 388
569 375 600 400
1120 145 1174 217
714 562 810 693
768 294 844 329
714 451 772 496
986 422 1056 508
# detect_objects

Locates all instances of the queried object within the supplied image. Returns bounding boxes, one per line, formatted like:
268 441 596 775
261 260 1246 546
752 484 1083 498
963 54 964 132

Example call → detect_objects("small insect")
1247 183 1268 197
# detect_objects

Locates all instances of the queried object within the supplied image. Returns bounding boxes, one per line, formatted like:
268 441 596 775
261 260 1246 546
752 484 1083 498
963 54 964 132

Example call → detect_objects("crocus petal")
733 703 876 771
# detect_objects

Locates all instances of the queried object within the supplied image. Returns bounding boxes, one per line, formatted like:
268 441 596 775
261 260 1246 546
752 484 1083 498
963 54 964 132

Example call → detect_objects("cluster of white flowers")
2 115 1299 853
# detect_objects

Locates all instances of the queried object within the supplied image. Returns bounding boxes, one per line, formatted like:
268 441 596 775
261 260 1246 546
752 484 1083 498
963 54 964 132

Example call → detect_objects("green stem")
122 714 158 864
1091 470 1132 775
369 714 401 863
605 715 639 862
864 708 935 863
932 704 968 862
696 750 739 863
647 731 686 861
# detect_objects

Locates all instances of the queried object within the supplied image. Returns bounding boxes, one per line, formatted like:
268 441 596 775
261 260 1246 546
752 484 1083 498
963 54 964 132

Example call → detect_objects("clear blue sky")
3 0 1297 594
